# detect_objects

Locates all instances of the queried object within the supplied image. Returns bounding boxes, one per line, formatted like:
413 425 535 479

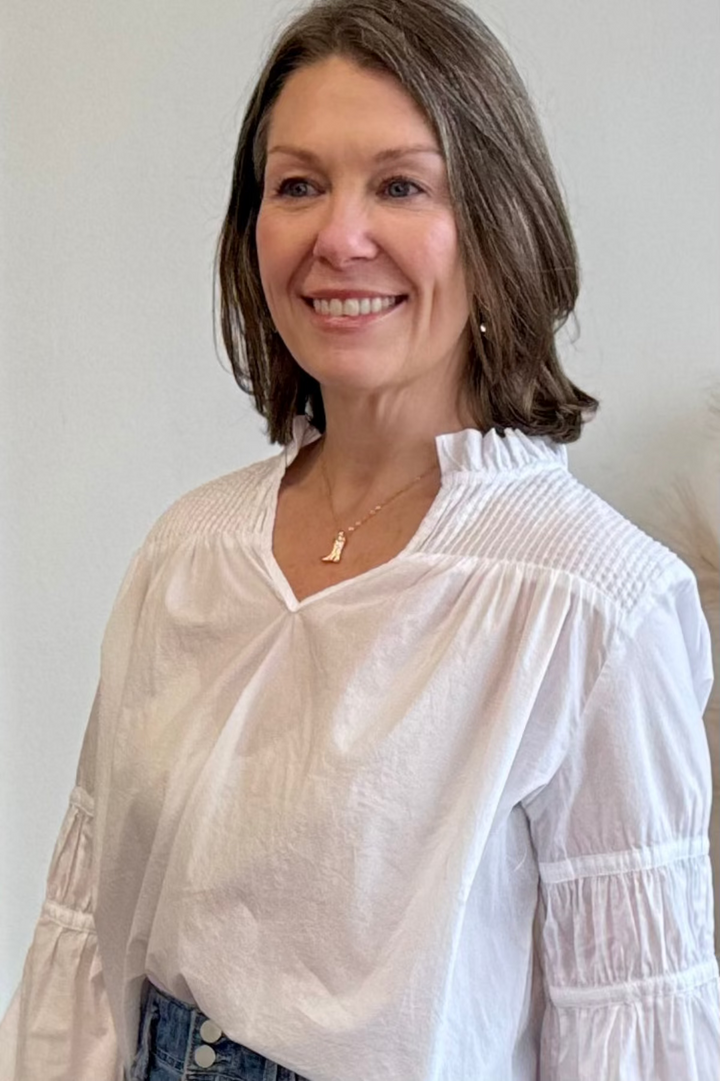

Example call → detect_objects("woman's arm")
0 544 152 1081
524 563 719 1080
0 694 124 1080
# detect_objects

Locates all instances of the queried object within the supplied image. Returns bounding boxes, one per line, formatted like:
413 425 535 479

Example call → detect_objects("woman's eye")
275 177 316 198
270 175 423 199
383 177 423 198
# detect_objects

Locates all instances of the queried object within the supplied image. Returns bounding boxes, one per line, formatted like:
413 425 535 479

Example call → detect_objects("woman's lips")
302 294 408 327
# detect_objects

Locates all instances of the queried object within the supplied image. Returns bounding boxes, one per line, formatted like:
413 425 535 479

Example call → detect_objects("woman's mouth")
303 295 407 319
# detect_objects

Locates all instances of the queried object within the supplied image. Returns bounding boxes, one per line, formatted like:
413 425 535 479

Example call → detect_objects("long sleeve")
0 698 123 1081
524 565 720 1080
0 544 152 1081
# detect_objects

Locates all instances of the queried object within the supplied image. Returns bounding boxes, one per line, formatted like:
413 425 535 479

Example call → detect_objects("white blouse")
1 419 718 1081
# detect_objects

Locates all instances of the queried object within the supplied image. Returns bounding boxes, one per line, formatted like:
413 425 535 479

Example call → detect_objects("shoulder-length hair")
217 0 598 444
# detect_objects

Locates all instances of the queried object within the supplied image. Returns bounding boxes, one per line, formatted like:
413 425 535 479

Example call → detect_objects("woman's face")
256 56 471 405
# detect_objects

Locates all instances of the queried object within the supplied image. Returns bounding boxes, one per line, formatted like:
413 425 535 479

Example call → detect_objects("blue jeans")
129 980 313 1081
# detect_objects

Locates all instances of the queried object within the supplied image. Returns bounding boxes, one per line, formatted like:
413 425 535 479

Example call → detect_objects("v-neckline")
261 432 447 613
257 416 568 612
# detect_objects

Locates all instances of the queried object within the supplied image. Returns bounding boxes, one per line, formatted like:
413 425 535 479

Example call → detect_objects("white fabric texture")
1 419 718 1081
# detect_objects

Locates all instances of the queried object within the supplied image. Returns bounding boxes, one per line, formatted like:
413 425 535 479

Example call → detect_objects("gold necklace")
319 447 438 564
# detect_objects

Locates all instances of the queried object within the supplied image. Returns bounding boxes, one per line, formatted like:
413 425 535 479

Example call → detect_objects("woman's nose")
311 194 378 267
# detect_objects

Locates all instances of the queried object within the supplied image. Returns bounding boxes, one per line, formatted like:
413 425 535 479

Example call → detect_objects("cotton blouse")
1 418 718 1081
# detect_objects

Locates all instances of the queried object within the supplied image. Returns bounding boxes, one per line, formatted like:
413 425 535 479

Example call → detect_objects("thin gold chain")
318 444 438 563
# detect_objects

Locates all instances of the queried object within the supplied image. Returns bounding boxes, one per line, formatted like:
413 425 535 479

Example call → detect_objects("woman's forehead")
266 56 439 154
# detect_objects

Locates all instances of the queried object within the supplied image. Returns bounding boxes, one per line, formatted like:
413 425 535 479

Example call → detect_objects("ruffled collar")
285 415 568 480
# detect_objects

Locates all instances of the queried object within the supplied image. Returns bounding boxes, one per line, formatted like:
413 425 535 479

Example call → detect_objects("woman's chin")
292 353 409 396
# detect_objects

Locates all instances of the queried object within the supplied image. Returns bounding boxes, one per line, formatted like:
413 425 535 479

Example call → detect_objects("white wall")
1 0 718 1011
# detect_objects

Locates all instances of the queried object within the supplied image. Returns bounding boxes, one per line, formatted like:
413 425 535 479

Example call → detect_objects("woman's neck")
312 390 473 511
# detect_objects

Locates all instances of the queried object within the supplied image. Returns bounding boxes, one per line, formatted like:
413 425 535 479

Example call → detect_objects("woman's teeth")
311 296 400 316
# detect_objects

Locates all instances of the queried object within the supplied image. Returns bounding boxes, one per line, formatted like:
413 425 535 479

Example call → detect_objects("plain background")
1 0 718 1012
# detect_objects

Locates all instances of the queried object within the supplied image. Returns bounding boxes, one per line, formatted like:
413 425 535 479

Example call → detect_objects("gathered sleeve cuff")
524 565 720 1080
537 839 719 1079
0 786 123 1081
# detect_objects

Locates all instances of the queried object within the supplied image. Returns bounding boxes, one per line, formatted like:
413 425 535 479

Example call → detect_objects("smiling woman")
254 57 473 599
219 4 596 448
256 59 470 413
1 1 718 1080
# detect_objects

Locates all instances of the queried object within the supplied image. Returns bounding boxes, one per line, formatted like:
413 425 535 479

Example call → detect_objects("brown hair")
217 0 598 444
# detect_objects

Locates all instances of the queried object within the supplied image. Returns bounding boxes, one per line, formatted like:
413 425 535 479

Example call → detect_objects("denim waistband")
130 979 312 1081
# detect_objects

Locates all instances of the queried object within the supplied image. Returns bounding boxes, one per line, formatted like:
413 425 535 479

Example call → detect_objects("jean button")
200 1019 223 1043
193 1044 217 1068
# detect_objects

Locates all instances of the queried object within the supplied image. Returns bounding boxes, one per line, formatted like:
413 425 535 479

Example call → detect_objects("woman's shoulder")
476 463 689 615
142 452 282 550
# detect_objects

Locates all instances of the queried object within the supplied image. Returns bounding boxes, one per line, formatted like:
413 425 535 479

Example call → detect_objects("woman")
1 0 718 1078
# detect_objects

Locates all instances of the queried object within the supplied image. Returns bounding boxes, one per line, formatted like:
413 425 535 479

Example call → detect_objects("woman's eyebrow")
266 144 442 163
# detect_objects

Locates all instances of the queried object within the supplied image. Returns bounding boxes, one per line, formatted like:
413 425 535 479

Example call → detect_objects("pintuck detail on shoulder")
140 425 683 619
433 467 680 614
144 455 280 549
